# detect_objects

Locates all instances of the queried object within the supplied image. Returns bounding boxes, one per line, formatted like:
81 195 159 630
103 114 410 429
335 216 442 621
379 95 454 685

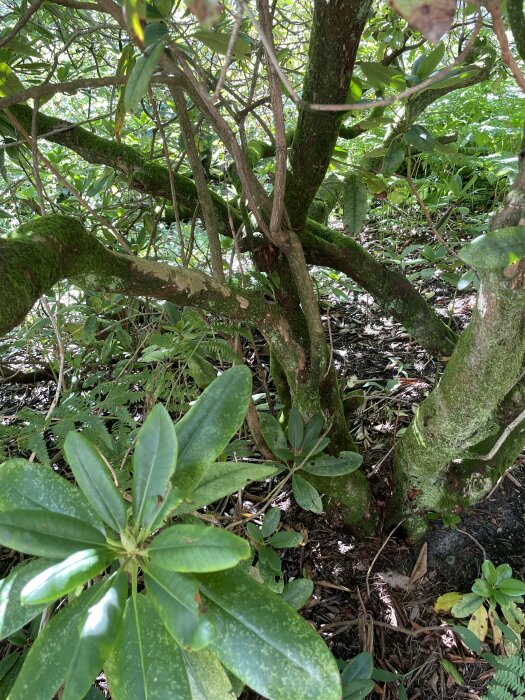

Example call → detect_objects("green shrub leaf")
20 549 113 605
0 510 106 559
174 462 278 515
124 41 164 113
458 226 525 269
301 451 363 477
0 559 52 640
281 578 314 610
133 403 177 531
451 592 484 618
292 475 323 514
0 459 98 523
64 433 127 533
62 571 128 700
343 173 369 234
193 30 251 60
105 594 192 699
145 563 216 650
9 582 105 700
174 366 252 492
197 568 342 700
181 648 236 699
149 524 250 572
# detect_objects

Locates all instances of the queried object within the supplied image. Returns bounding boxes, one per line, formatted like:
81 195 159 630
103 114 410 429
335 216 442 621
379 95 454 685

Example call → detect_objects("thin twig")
366 520 405 598
213 5 244 99
0 0 43 50
486 0 525 93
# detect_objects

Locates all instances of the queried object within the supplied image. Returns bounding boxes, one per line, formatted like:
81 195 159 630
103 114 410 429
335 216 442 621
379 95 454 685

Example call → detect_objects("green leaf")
174 366 252 492
287 407 304 450
451 624 481 654
181 648 236 699
124 41 164 113
458 227 525 269
193 30 251 61
174 461 278 515
441 659 464 685
261 507 281 538
341 652 373 684
133 403 177 531
0 459 99 523
342 678 375 700
382 139 406 176
145 563 216 650
301 415 324 449
258 413 288 454
124 0 146 44
149 524 251 572
62 571 127 700
197 568 342 700
0 62 25 98
404 124 436 153
343 174 369 234
105 594 192 699
9 582 105 700
268 531 303 548
20 549 113 605
411 42 445 80
0 559 52 640
497 578 525 596
292 474 323 514
451 593 484 618
471 578 490 598
0 510 106 559
64 433 127 533
281 578 314 610
359 62 405 90
495 563 513 584
481 560 497 585
301 451 363 477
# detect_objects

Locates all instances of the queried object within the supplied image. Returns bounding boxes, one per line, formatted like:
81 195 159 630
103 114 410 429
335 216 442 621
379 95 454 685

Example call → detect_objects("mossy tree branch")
285 0 373 229
7 104 455 356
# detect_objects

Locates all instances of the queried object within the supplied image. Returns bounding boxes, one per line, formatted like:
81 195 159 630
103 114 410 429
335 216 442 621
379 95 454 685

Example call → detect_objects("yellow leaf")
488 610 503 647
468 605 488 642
434 592 463 614
0 62 25 99
124 0 146 46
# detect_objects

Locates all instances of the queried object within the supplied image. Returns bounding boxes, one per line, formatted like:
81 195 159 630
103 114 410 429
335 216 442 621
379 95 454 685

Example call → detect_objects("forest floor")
1 215 524 699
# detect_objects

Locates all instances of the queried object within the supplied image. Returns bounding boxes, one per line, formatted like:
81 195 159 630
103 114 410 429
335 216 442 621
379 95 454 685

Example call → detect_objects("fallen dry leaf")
409 542 427 585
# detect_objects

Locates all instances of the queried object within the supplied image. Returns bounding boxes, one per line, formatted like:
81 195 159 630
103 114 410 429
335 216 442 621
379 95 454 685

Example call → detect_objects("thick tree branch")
285 0 372 229
0 215 278 338
508 0 525 64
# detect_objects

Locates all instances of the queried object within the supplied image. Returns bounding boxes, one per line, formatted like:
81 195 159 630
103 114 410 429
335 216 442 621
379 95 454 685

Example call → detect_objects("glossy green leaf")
174 366 252 492
481 560 497 585
359 62 404 90
292 475 323 514
124 41 164 113
497 578 525 596
149 524 250 572
0 459 99 523
287 407 304 449
197 568 342 700
62 571 128 700
458 227 525 269
145 563 216 650
343 173 369 234
174 461 278 515
193 30 251 61
495 563 513 584
281 578 314 610
0 559 52 640
64 433 127 533
20 549 113 605
133 403 177 530
411 42 445 80
341 652 373 685
451 624 481 654
181 648 236 699
0 510 106 559
105 594 192 699
9 582 105 700
451 592 484 618
258 413 288 454
301 451 363 477
382 139 406 176
471 578 490 598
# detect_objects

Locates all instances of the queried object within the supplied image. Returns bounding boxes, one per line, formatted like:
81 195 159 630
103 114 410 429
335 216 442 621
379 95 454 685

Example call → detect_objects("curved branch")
0 215 277 337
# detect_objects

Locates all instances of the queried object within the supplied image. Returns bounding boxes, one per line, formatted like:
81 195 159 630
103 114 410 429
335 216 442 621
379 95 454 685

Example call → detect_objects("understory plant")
0 366 341 700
